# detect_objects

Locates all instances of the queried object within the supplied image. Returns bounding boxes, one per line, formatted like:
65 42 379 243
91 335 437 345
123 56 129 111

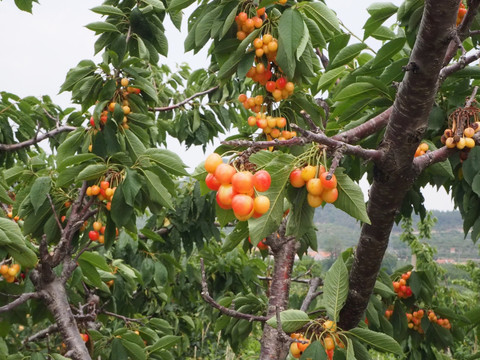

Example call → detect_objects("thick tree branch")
0 125 76 152
200 259 268 322
150 86 219 112
24 324 58 343
0 292 42 313
339 0 460 331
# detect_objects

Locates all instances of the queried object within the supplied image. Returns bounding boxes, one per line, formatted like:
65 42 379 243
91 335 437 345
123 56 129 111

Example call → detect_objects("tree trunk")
260 238 298 360
339 0 460 330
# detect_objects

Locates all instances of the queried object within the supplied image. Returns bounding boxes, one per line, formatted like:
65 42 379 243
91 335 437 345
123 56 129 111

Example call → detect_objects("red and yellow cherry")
320 173 337 189
322 188 338 203
217 184 236 209
307 194 323 208
253 170 271 192
205 153 223 174
232 194 254 217
306 178 323 196
289 169 305 188
89 231 99 241
205 173 221 191
215 163 237 184
232 171 254 194
93 221 102 232
253 195 270 214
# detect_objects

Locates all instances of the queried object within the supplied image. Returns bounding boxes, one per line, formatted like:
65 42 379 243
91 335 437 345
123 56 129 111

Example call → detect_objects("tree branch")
200 259 268 322
0 292 42 313
24 323 58 343
291 124 383 162
439 50 480 81
0 125 76 152
300 278 323 312
150 86 219 112
100 310 146 325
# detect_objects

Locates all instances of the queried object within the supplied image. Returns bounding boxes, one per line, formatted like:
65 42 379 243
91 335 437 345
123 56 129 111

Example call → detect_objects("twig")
0 292 42 313
328 148 345 176
300 278 323 312
315 48 329 69
150 86 219 112
439 50 480 81
24 323 58 343
100 310 146 325
200 259 268 322
258 276 312 284
466 85 479 107
0 125 76 152
300 110 319 131
290 124 383 162
47 194 63 233
275 306 294 343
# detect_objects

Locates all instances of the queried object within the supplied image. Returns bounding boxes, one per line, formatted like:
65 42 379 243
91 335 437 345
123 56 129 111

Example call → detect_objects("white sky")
0 0 454 211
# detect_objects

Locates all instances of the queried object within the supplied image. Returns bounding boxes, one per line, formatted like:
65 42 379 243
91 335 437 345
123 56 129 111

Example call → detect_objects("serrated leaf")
347 328 402 355
276 8 305 79
371 38 405 67
76 164 108 182
143 170 174 210
85 21 120 34
90 5 125 17
374 280 395 298
317 66 348 91
223 221 248 252
363 2 398 39
79 251 111 272
79 259 103 288
144 148 189 176
121 339 146 360
323 255 349 323
124 130 146 160
333 168 370 224
329 42 367 70
146 335 181 352
168 0 195 12
303 2 340 33
29 177 51 214
266 309 310 333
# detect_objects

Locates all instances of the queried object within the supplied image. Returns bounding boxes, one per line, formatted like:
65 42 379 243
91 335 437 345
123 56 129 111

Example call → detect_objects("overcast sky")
0 0 455 211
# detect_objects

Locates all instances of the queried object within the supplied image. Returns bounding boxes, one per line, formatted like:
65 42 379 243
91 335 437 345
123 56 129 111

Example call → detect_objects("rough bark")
338 0 460 330
259 237 298 360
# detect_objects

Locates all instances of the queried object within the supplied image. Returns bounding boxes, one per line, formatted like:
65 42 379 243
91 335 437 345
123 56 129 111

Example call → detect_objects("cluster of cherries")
88 78 141 149
6 211 20 222
0 263 21 283
414 143 429 158
290 321 341 360
86 180 116 212
289 165 339 207
442 125 478 150
204 153 272 221
427 310 451 330
392 271 413 299
235 8 266 41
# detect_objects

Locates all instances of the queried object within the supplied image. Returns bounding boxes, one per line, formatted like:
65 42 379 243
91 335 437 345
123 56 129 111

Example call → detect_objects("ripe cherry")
232 171 254 194
320 172 337 189
93 221 102 232
306 178 323 196
301 165 317 182
217 184 236 209
215 163 237 184
89 231 99 241
276 77 287 89
232 194 254 217
253 170 271 192
253 195 270 214
100 181 110 190
205 153 223 174
307 194 323 208
266 81 276 92
289 169 305 188
205 173 221 191
322 188 338 203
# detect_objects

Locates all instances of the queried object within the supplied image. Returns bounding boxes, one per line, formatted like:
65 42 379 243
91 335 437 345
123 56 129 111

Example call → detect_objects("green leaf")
76 164 107 182
57 153 99 171
266 309 310 333
90 5 125 17
374 280 395 298
371 38 405 67
168 0 195 12
122 168 142 207
6 242 38 268
85 21 120 34
14 0 33 12
79 252 111 272
223 221 248 252
276 8 305 79
146 335 181 352
142 0 165 10
323 255 349 323
29 177 51 214
317 66 348 91
333 168 370 224
300 340 328 359
124 130 146 160
218 28 261 79
79 259 104 288
60 61 97 93
144 148 189 176
303 2 340 33
143 170 174 210
363 2 399 39
120 339 146 360
329 43 367 70
347 328 403 355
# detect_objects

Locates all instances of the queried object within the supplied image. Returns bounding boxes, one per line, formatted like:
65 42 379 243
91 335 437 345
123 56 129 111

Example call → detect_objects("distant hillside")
313 207 479 261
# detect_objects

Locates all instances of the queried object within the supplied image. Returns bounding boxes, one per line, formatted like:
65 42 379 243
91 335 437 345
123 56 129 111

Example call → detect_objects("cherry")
320 172 337 189
89 231 99 241
214 163 237 184
232 194 254 218
205 173 221 191
253 170 271 192
289 169 305 188
232 171 254 194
